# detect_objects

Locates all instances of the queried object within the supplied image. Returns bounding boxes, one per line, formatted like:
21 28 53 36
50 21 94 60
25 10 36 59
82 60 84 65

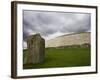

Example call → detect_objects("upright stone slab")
26 34 45 64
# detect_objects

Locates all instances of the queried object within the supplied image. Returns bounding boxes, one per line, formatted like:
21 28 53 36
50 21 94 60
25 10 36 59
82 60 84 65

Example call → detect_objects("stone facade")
46 32 90 48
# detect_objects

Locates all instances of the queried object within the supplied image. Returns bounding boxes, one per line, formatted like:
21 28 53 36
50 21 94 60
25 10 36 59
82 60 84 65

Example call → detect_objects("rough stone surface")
26 34 45 64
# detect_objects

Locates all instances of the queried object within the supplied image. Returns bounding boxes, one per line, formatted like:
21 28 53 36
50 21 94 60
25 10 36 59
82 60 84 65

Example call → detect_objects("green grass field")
23 47 91 69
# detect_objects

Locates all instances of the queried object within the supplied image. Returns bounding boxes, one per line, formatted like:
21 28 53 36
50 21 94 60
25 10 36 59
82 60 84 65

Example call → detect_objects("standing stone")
26 34 45 64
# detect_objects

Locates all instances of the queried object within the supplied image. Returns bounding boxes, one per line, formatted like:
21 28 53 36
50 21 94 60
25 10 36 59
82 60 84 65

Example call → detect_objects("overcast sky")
23 10 91 49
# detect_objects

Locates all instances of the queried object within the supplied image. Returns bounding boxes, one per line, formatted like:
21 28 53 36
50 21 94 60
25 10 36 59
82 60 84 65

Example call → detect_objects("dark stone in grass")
26 33 45 64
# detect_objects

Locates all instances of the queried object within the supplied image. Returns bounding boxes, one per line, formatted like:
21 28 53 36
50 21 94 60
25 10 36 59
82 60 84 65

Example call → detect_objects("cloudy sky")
23 10 91 49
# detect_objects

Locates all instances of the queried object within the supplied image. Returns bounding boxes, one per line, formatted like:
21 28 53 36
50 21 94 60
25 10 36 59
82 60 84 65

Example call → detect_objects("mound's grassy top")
23 47 90 69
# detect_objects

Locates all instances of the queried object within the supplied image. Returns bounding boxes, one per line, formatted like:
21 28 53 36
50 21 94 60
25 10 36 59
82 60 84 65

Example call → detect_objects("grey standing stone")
26 34 45 64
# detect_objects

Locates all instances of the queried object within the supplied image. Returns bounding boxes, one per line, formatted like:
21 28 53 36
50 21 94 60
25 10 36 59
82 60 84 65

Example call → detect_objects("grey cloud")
23 10 91 41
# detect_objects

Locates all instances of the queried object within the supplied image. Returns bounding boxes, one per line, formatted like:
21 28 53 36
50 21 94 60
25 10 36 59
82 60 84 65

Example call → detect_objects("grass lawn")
23 47 91 69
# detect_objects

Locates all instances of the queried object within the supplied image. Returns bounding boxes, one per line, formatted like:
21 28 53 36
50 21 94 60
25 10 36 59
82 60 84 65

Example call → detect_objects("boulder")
26 34 45 64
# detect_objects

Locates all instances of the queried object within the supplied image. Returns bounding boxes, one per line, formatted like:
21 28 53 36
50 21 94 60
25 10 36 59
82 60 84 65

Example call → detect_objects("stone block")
26 34 45 64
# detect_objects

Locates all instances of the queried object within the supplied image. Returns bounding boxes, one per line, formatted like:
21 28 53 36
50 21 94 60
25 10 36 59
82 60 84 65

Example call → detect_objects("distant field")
23 47 91 69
